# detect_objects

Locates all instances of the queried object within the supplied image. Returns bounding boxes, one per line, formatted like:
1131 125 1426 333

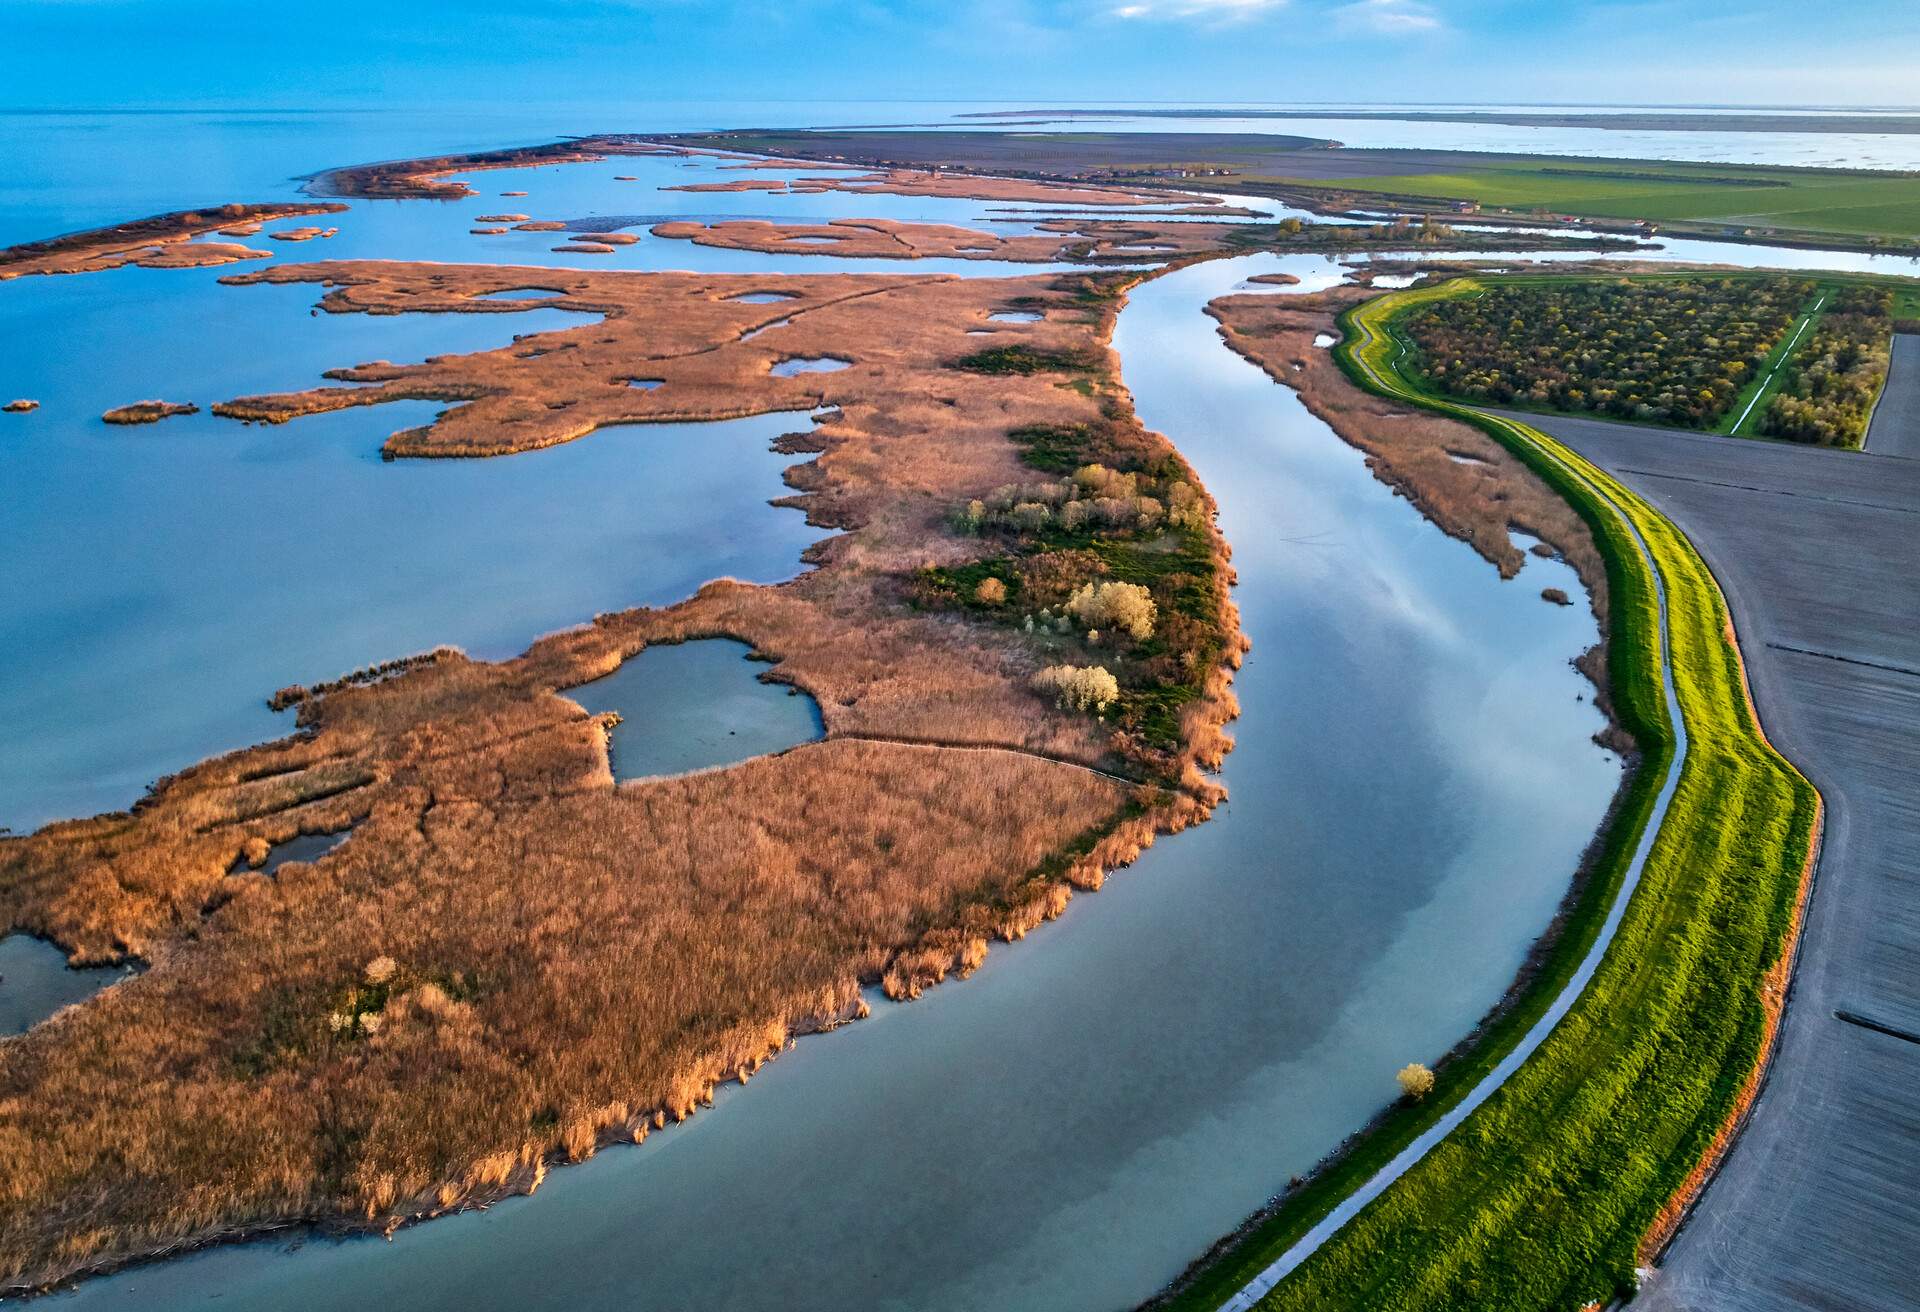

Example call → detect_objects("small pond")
769 356 851 377
1 934 130 1036
229 829 355 878
740 318 791 341
566 639 823 779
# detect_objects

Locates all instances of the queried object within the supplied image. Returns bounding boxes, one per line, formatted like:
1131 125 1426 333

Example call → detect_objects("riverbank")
0 256 1246 1292
1158 279 1818 1311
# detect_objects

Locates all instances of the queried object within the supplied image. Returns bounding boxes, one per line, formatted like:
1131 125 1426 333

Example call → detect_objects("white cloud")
1110 0 1287 21
1332 0 1441 35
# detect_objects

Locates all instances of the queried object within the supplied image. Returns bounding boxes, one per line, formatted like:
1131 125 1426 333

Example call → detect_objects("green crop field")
1250 158 1920 242
1159 278 1819 1312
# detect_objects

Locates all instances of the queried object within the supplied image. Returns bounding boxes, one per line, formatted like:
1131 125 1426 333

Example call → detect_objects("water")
235 829 354 878
567 639 823 780
3 128 1182 829
1 935 130 1035
935 107 1920 171
39 248 1620 1311
767 355 851 377
12 110 1908 1311
0 103 1147 248
0 263 827 827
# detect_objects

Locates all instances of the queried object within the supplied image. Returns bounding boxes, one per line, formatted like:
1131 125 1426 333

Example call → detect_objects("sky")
2 0 1917 111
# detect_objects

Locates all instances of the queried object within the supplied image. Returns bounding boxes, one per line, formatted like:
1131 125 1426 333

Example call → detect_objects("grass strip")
1726 288 1828 436
1157 276 1817 1311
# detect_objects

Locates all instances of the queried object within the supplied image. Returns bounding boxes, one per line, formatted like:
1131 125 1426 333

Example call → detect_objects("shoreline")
3 138 1743 1306
1151 280 1819 1312
0 202 347 280
1 243 1248 1292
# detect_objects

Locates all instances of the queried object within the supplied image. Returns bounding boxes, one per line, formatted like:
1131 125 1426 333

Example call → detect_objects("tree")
1032 664 1120 714
1065 580 1157 640
1397 1062 1436 1101
974 577 1007 605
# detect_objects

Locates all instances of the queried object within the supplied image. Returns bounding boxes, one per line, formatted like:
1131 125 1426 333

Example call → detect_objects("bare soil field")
1517 412 1920 1312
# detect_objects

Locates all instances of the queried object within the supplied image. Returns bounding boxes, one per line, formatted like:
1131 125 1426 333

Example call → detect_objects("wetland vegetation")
0 236 1242 1292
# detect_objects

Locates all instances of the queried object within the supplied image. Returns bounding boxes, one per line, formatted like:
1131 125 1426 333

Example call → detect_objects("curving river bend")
39 250 1620 1310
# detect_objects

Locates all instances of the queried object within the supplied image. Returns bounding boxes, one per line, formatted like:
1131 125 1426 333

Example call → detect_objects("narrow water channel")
43 253 1619 1311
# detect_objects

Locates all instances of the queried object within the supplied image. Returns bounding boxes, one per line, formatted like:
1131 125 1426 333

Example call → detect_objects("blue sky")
3 0 1916 110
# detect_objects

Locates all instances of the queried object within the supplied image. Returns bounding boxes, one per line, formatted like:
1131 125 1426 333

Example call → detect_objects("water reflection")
1 935 130 1036
41 252 1621 1312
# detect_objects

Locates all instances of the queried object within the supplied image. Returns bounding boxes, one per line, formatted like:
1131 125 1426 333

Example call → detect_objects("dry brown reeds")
1 261 1243 1290
0 202 347 281
101 401 197 426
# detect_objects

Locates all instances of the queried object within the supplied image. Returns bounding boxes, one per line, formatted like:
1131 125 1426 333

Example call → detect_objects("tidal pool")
229 829 354 878
567 639 823 780
1 936 129 1036
769 355 851 376
41 252 1620 1312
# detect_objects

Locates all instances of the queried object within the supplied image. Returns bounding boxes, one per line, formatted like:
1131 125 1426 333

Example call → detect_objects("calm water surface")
0 935 131 1035
11 112 1911 1311
0 263 828 827
568 639 823 780
40 251 1620 1311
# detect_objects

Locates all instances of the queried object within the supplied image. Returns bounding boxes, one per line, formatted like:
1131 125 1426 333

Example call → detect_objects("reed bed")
1 264 1242 1290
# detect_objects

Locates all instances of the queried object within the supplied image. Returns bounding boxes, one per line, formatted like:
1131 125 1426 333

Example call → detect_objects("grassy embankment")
1157 277 1818 1311
1220 157 1920 247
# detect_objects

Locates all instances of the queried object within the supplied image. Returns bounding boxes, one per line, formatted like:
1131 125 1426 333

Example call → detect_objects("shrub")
951 345 1099 376
1011 501 1053 532
1032 664 1120 714
1396 1062 1436 1101
1167 480 1207 530
1065 580 1157 640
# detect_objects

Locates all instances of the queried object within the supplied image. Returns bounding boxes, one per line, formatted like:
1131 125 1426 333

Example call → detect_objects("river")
33 244 1620 1309
5 111 1908 1311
